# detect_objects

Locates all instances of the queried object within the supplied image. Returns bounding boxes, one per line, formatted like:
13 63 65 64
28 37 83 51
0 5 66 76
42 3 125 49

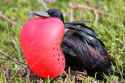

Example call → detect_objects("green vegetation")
0 0 125 82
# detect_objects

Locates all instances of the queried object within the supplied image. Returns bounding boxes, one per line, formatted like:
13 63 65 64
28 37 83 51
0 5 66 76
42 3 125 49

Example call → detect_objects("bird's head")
47 9 64 22
30 8 64 22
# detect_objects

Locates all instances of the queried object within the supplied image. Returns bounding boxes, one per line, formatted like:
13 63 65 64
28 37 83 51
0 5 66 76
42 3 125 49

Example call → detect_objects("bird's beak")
29 11 50 18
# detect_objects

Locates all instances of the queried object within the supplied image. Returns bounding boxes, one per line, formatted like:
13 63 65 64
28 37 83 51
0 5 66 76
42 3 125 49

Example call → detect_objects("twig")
43 0 56 3
38 0 48 10
69 2 105 15
0 49 26 66
94 10 100 24
69 2 118 23
69 8 74 22
0 11 16 26
63 71 69 83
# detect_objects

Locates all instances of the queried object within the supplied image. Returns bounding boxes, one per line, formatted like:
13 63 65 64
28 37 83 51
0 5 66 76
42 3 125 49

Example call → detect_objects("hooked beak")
29 11 50 18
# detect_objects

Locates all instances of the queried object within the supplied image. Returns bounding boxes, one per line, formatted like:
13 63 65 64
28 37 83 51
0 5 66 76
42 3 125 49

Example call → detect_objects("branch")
0 11 16 26
69 2 118 23
69 2 105 15
0 49 26 66
38 0 48 10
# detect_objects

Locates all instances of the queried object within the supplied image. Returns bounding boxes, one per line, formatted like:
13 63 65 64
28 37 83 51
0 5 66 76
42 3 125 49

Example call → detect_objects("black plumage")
62 22 113 76
46 9 113 78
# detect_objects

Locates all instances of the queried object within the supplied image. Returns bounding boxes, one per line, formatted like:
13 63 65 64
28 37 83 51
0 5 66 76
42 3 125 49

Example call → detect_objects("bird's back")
62 22 113 77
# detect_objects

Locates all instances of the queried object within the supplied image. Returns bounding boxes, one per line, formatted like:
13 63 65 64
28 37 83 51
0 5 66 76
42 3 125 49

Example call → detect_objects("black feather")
64 21 96 37
62 23 113 76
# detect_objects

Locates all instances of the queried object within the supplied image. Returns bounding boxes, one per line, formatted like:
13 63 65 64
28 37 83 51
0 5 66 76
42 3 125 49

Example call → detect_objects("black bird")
32 9 113 79
62 23 113 77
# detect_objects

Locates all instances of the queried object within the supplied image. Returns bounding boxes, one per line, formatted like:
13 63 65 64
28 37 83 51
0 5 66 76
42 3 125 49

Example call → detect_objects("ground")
0 0 125 83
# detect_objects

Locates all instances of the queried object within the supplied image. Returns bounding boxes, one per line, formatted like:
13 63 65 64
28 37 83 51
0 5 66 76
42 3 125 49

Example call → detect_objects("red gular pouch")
20 16 65 78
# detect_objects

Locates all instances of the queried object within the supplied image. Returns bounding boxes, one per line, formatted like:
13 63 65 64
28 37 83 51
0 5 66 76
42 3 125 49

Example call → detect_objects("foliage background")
0 0 125 82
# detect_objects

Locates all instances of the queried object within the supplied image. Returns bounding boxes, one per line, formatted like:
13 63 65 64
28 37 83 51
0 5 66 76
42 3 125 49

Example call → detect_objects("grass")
0 0 125 82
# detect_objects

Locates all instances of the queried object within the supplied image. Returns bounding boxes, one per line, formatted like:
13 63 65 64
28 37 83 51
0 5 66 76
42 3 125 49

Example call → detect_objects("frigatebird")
31 8 113 79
